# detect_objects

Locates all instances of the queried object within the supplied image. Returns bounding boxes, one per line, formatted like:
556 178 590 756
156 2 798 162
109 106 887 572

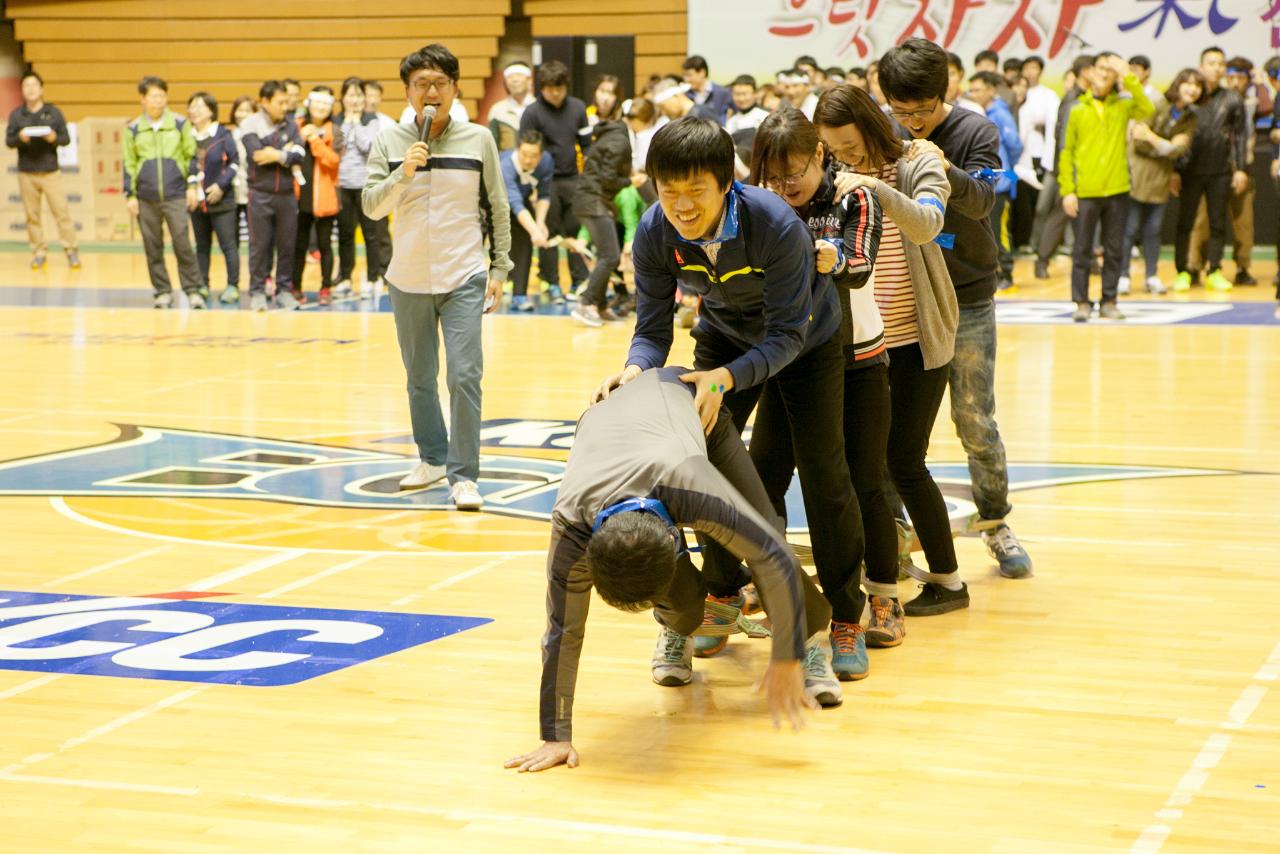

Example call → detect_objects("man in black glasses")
505 365 838 773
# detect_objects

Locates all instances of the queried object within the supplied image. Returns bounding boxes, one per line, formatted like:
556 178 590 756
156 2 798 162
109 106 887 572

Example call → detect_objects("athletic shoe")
292 288 308 306
694 592 744 657
66 250 81 269
333 279 353 298
511 295 534 313
249 292 268 312
1145 276 1167 295
1099 302 1125 321
1172 272 1192 292
450 479 484 511
318 287 332 306
651 625 693 687
565 282 586 302
219 285 240 305
545 284 565 305
903 582 969 616
31 255 46 270
1205 270 1233 292
1034 260 1050 279
188 291 206 310
676 306 696 329
599 307 622 322
1071 302 1090 323
829 621 869 682
275 290 300 311
359 279 375 300
570 304 604 327
1117 276 1131 295
802 635 843 708
740 583 763 616
997 278 1014 292
153 291 173 309
866 596 906 648
400 462 446 489
982 524 1033 578
1235 269 1256 286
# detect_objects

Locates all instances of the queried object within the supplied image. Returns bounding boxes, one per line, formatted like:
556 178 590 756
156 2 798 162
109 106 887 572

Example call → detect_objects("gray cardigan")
866 144 958 370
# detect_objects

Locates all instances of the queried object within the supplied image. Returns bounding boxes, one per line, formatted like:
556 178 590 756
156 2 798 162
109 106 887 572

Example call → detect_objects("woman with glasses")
813 84 967 622
747 105 891 678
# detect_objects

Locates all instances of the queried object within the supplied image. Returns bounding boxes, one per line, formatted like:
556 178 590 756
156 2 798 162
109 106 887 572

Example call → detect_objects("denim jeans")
190 204 240 289
949 299 1012 522
1121 200 1165 281
388 273 487 485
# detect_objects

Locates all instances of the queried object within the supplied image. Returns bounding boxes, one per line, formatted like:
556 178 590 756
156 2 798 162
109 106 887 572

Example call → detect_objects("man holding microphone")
363 44 513 510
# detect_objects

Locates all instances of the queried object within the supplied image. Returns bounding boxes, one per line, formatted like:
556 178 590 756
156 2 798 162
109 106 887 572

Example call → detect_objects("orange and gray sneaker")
866 596 906 648
693 592 744 657
739 583 763 615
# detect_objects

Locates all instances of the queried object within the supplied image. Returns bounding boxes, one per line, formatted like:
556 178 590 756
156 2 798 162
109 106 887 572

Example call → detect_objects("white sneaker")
802 633 843 708
275 290 300 311
1145 276 1167 295
1117 276 1131 295
249 292 268 312
449 479 484 511
188 291 206 310
359 279 374 300
651 625 693 687
400 462 446 489
153 291 173 309
571 304 603 327
333 279 353 297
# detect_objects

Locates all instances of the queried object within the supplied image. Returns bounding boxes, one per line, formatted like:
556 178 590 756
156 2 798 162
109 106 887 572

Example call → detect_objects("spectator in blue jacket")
682 55 733 125
501 129 554 311
969 71 1023 290
591 117 862 701
239 79 306 311
186 92 241 306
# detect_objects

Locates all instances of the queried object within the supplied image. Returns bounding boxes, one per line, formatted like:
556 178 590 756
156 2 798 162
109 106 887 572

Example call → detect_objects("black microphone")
419 105 438 146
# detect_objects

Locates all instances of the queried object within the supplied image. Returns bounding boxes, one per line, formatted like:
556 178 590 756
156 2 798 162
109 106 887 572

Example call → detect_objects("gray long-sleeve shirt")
540 367 806 742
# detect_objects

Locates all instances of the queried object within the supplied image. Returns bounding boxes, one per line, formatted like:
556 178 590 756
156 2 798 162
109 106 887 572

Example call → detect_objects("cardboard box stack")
1 117 134 244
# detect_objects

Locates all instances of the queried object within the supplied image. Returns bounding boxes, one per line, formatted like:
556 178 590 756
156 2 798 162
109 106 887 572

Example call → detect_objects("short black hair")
516 129 544 148
847 66 867 78
1023 55 1045 71
824 66 845 79
1201 45 1225 60
187 91 218 120
400 43 460 84
974 49 1000 66
645 115 735 190
21 69 42 86
1129 55 1151 70
1071 54 1096 77
538 59 570 89
283 78 300 88
683 54 709 74
362 79 383 94
1226 56 1254 74
795 55 818 69
946 52 964 73
138 76 167 96
970 71 1004 90
878 38 949 103
341 76 365 99
730 74 757 89
1003 57 1024 73
587 512 677 612
259 79 287 101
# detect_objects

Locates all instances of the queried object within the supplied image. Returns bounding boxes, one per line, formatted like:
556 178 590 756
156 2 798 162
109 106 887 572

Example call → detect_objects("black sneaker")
1034 260 1050 279
903 582 969 616
1235 270 1256 286
1189 270 1201 286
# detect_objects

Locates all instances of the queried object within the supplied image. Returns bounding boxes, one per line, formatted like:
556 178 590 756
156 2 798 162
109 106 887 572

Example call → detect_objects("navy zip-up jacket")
190 123 239 212
238 109 305 195
627 182 840 391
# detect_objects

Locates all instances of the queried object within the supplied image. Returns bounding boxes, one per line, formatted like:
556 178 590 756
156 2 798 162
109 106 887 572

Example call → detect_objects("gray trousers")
138 196 201 296
388 273 487 485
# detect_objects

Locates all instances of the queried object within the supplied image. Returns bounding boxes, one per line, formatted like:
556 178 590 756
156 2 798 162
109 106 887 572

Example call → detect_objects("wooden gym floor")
0 244 1278 853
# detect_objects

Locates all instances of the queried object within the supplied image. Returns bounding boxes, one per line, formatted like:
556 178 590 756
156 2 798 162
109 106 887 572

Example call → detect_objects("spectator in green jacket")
124 76 203 309
1059 53 1154 323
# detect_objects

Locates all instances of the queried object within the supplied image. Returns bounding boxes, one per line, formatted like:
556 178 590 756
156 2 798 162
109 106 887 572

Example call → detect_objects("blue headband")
592 497 676 532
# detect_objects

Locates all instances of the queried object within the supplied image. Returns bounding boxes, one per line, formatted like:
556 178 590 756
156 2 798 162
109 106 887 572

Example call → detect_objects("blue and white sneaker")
830 621 869 681
982 524 1033 579
510 295 535 313
694 592 744 657
803 634 843 708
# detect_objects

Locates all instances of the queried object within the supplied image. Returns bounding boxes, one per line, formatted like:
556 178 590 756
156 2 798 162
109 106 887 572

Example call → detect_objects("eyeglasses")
766 154 815 190
409 77 453 94
889 99 941 121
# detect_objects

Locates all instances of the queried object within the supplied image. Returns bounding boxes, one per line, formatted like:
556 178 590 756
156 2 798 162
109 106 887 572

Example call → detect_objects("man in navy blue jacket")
682 55 733 125
500 129 554 311
593 116 862 676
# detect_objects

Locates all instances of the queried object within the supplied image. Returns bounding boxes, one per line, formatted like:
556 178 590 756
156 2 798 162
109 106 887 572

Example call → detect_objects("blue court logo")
0 591 490 686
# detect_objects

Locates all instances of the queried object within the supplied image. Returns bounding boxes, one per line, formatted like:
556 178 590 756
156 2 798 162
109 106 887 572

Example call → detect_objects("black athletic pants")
537 175 589 287
1175 172 1231 275
694 329 863 624
1071 193 1128 305
247 188 297 294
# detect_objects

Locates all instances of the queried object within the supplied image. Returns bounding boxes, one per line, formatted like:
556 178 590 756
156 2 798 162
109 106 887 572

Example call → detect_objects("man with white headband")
487 61 535 151
777 68 818 119
652 74 718 123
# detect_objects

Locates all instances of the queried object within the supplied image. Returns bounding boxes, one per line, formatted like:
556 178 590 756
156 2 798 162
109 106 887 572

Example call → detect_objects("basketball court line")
258 553 382 600
1129 639 1280 854
42 544 173 588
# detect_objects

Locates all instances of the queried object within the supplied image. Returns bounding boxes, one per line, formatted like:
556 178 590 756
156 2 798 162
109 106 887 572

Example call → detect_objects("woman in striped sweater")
814 84 968 621
748 106 895 679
